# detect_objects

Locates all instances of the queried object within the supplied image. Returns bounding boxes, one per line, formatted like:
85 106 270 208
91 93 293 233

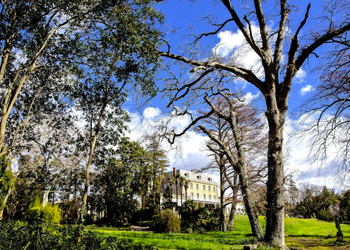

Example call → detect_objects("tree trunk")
264 105 286 246
141 195 146 210
227 172 239 229
81 103 107 222
0 187 12 220
42 189 51 207
239 167 263 238
0 154 15 220
180 183 183 206
227 199 236 229
220 164 227 232
230 110 263 239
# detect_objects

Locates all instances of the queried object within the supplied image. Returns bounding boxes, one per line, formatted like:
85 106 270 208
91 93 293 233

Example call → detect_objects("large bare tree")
159 0 350 247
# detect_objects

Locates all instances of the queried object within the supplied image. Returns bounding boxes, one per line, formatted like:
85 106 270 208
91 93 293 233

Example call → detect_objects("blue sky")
125 0 346 190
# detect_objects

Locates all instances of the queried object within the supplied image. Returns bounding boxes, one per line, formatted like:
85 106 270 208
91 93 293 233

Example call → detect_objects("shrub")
27 197 61 224
180 200 220 232
153 209 180 233
0 220 157 250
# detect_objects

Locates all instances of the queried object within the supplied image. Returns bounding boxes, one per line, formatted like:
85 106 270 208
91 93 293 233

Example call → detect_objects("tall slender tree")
72 0 163 215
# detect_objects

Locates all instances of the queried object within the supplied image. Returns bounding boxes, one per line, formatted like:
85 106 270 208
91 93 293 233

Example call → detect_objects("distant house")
160 167 220 207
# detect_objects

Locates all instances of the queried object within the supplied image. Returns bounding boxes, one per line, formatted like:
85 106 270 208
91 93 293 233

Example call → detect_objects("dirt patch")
286 237 350 250
130 225 151 231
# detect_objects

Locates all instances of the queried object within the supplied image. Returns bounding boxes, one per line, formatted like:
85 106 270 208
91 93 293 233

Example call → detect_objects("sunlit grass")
87 215 350 250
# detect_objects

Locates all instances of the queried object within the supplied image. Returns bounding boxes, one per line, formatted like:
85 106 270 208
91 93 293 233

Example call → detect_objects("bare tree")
159 0 350 246
299 33 350 181
198 95 266 232
161 87 265 238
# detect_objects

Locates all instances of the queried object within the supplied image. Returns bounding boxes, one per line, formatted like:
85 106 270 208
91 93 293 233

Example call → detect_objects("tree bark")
42 189 51 207
0 154 15 220
220 161 227 232
227 199 236 229
0 187 11 220
227 171 239 229
264 99 286 246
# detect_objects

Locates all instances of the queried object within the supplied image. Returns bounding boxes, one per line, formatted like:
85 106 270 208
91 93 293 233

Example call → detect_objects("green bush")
153 209 180 233
180 200 220 232
0 220 157 250
27 197 61 224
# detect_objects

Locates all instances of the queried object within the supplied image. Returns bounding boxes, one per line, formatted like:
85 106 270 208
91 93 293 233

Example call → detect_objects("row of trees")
0 0 163 222
1 136 169 224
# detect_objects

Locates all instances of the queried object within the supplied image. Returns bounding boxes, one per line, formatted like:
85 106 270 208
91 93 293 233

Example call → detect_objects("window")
190 183 193 189
204 194 206 200
214 195 216 201
203 185 205 190
209 195 211 201
191 192 194 199
185 173 189 177
197 175 201 180
197 193 199 200
213 187 216 192
208 177 212 182
196 184 199 189
208 186 211 191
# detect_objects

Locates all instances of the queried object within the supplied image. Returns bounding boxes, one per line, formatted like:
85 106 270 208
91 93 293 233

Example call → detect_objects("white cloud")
143 107 161 119
295 68 307 82
215 30 246 57
214 26 265 79
244 92 260 103
300 85 315 96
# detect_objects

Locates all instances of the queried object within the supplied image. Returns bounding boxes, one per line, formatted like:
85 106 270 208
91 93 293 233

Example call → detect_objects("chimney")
173 167 176 176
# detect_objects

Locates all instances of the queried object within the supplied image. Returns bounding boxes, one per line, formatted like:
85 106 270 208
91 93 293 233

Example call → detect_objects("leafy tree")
293 185 339 221
143 135 169 218
72 0 163 213
159 0 350 246
340 190 350 222
91 139 152 224
0 0 95 155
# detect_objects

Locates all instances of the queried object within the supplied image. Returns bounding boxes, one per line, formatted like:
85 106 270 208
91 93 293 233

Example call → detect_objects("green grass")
87 215 350 250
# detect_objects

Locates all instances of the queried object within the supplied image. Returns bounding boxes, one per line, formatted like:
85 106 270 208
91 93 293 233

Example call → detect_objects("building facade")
161 167 220 207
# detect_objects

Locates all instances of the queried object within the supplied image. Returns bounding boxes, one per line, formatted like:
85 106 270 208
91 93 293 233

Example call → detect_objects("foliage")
340 190 350 223
0 152 13 192
27 197 61 224
179 200 221 232
0 220 157 250
91 139 152 224
293 186 339 221
152 209 181 233
0 152 15 212
142 135 169 219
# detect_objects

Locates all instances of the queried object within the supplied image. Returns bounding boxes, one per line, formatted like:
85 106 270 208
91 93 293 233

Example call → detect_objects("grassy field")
87 215 350 250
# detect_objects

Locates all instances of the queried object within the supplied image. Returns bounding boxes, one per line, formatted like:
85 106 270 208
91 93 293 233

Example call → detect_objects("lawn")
87 215 350 250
